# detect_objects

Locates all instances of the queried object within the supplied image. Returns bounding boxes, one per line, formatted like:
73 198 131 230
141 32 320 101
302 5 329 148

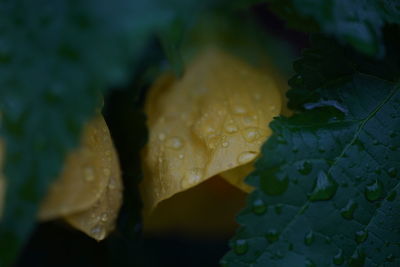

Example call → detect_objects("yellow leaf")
0 116 122 241
141 47 283 233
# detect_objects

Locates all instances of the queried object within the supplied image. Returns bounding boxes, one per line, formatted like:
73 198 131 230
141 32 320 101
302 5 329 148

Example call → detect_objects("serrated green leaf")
223 74 400 266
287 35 400 111
266 0 400 56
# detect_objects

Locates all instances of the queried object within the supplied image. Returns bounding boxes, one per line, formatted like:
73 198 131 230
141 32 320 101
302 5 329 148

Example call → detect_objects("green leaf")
266 0 400 56
0 0 175 265
223 73 400 266
287 35 400 111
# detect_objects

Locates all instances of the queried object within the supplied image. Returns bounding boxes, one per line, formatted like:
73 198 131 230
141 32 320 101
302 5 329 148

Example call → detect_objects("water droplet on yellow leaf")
0 116 122 241
141 47 282 233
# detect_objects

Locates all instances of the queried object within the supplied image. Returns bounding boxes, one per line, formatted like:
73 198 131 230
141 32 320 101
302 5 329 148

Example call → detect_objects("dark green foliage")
266 0 400 56
223 69 400 266
0 0 175 265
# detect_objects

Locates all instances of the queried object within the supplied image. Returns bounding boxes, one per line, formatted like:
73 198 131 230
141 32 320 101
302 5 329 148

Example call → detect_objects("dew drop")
305 258 316 267
233 239 248 255
304 230 314 246
355 230 368 244
222 141 229 148
237 151 257 164
243 127 261 142
333 249 344 265
260 171 289 196
252 199 267 215
158 133 166 141
165 136 184 150
84 167 95 182
225 124 238 134
386 254 395 262
181 168 203 188
90 226 106 240
233 105 247 115
265 229 279 243
178 154 184 160
100 212 109 222
269 105 277 112
298 161 313 175
364 180 383 202
348 249 365 267
340 199 357 220
309 171 338 201
388 167 397 178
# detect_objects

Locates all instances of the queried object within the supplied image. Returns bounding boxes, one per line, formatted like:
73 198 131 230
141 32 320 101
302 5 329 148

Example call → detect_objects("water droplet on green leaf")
304 230 314 246
340 199 357 220
309 171 338 201
252 199 267 215
365 180 383 202
333 249 344 265
355 230 368 244
388 190 397 201
266 229 279 243
298 161 312 175
261 171 289 196
348 249 365 267
233 239 248 255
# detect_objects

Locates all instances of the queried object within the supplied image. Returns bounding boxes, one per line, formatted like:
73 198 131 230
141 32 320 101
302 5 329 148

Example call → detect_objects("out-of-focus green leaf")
265 0 400 56
0 0 179 265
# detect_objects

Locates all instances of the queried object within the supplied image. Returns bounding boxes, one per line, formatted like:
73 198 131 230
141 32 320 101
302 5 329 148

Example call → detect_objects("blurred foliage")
265 0 400 57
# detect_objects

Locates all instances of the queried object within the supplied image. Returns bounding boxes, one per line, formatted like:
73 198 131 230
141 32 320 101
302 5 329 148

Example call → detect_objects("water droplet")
333 249 344 265
304 231 314 246
309 171 338 201
243 127 261 142
165 136 183 150
274 204 283 215
365 180 383 202
269 105 277 112
178 154 184 160
292 147 299 153
298 161 313 175
340 199 357 220
181 168 203 188
386 253 395 262
348 249 365 267
225 124 238 134
233 239 248 255
103 168 111 176
90 226 106 240
388 167 397 178
265 229 279 243
305 259 316 267
237 151 257 164
252 199 267 215
222 141 229 148
355 230 368 244
100 213 108 222
261 171 289 196
108 178 116 189
158 133 166 141
84 167 95 182
372 139 379 145
233 105 247 115
387 190 397 201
